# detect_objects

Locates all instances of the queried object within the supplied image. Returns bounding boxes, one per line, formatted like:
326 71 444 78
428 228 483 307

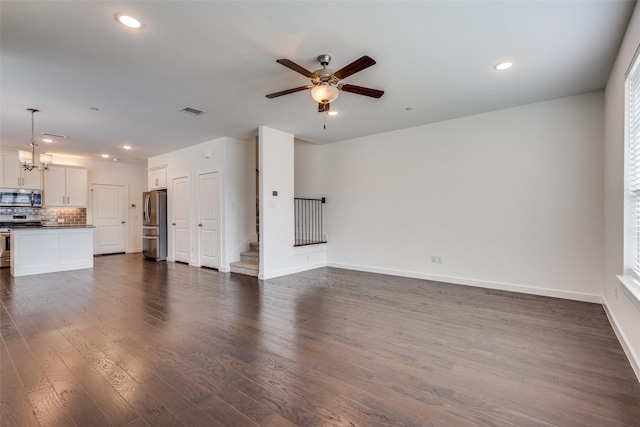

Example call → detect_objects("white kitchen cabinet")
44 165 87 207
11 227 94 277
0 151 19 187
148 166 167 190
0 150 42 189
21 166 42 189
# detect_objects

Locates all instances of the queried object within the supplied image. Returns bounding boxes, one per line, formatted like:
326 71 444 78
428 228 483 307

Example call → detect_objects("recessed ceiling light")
42 138 53 143
494 62 513 71
115 13 144 29
327 111 338 116
101 154 109 158
123 145 132 150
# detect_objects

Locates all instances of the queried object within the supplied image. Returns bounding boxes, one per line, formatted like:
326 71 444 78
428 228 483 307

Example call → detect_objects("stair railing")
294 197 327 246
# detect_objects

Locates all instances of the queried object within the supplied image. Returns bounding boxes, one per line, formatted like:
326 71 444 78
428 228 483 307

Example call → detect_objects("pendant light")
19 108 52 171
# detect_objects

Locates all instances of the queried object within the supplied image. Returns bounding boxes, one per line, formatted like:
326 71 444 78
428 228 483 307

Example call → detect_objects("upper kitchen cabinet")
148 165 167 190
0 150 43 189
44 165 87 207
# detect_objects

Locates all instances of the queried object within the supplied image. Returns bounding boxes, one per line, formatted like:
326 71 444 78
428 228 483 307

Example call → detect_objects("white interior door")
92 184 126 255
172 176 190 263
198 171 220 269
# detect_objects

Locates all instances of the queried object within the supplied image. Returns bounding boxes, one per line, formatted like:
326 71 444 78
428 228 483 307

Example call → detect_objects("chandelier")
19 108 52 171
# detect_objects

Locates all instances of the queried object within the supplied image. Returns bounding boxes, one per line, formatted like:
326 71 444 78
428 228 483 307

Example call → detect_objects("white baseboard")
326 262 603 304
602 299 640 383
126 248 142 254
259 262 325 280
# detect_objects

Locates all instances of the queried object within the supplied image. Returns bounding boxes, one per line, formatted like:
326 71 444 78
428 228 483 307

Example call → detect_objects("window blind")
627 54 640 278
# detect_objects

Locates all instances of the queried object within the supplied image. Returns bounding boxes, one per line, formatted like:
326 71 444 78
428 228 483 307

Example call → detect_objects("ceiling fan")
266 54 384 112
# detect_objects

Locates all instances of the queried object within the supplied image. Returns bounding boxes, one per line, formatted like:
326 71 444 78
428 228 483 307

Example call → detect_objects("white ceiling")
0 1 635 166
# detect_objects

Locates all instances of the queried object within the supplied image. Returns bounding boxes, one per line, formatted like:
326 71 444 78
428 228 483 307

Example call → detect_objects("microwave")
0 188 43 208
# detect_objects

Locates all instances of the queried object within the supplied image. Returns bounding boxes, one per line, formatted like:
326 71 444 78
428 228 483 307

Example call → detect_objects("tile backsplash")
41 208 87 225
0 207 87 225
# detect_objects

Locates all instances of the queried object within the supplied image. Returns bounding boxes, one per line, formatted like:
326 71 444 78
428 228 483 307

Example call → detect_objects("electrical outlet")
431 255 442 264
614 284 618 299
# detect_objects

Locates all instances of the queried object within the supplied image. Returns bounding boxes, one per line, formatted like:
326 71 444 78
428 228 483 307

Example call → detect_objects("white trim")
147 164 167 172
259 262 325 280
293 243 327 255
617 275 640 310
602 302 640 383
125 248 142 253
326 262 603 303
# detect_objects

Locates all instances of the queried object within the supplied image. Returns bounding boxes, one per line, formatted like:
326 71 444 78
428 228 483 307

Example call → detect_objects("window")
626 52 640 279
623 50 640 305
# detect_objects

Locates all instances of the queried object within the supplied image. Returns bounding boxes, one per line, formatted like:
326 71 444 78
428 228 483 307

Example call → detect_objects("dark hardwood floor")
1 254 639 426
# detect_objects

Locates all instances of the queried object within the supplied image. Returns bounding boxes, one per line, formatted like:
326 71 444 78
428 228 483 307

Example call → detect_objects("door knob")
171 223 176 226
198 223 203 227
121 221 126 224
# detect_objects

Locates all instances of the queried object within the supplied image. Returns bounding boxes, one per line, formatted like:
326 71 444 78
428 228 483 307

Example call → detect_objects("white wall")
296 92 605 302
604 2 640 379
259 127 326 279
224 137 258 265
48 155 147 253
295 138 329 198
148 136 255 270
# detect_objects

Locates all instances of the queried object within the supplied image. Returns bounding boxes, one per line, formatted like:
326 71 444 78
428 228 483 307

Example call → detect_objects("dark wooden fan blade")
318 102 330 113
265 86 310 99
341 84 384 98
276 59 315 78
333 56 376 80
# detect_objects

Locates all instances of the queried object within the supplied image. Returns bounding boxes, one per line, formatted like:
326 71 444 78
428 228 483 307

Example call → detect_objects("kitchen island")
11 225 94 277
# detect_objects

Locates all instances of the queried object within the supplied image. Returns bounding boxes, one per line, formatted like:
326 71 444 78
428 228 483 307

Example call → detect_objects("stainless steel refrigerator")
142 190 167 261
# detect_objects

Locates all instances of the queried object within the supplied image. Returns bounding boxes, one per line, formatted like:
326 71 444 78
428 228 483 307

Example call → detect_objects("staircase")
230 241 259 277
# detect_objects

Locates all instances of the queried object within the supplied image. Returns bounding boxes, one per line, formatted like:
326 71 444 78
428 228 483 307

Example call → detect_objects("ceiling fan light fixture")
311 84 339 104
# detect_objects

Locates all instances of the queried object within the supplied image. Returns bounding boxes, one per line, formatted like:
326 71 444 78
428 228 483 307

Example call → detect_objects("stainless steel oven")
0 188 43 207
0 213 43 267
0 231 10 268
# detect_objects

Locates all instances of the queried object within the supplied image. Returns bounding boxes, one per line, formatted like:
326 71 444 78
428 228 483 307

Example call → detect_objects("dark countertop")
5 224 95 231
41 224 95 229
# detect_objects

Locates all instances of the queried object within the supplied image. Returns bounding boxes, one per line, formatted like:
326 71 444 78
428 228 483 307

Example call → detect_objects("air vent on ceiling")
180 107 206 116
42 133 68 139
